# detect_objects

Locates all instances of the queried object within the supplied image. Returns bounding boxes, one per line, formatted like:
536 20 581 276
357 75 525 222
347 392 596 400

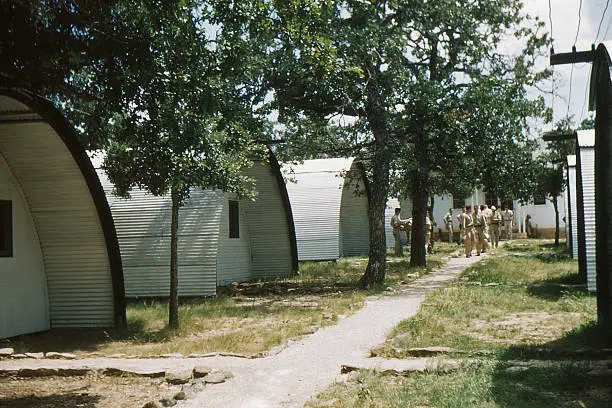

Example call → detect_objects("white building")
0 88 126 339
283 158 369 261
95 152 297 298
576 130 596 292
385 189 567 244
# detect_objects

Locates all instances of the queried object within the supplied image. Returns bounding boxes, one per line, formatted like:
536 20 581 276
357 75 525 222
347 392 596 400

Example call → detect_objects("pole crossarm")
550 45 596 66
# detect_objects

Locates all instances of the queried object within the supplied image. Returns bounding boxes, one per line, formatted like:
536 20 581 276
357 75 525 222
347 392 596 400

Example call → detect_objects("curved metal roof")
0 87 126 329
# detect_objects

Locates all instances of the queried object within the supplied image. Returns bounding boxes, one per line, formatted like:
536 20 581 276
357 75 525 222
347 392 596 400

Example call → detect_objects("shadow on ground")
0 393 100 408
491 322 612 407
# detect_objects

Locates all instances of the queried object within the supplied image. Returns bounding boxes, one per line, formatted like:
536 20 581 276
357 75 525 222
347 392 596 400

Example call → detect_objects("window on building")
0 200 12 257
452 196 465 209
229 200 240 239
534 196 547 206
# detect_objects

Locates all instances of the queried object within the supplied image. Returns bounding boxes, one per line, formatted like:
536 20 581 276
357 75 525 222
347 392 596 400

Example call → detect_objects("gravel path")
182 253 487 408
0 252 489 408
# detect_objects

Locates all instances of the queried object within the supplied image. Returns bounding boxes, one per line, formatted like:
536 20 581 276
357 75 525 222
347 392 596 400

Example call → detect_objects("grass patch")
6 245 455 356
308 239 609 407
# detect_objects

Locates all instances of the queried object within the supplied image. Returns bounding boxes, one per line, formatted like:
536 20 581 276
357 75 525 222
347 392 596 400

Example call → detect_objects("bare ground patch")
0 375 176 408
470 312 584 344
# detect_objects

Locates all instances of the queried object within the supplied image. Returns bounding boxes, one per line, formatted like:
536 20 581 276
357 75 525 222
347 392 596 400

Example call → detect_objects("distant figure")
444 208 454 243
425 210 434 254
462 205 475 257
456 206 467 246
474 204 489 255
489 205 501 248
501 206 514 241
390 207 409 256
525 214 535 238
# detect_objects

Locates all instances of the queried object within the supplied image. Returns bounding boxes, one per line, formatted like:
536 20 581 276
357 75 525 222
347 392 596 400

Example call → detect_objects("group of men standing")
390 207 435 256
445 205 515 257
390 204 515 258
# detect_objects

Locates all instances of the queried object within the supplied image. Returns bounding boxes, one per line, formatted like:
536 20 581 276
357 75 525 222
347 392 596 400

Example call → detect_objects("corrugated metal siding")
568 156 579 259
0 120 114 327
101 180 222 297
565 176 571 247
283 159 349 261
243 163 294 280
339 165 369 256
578 142 597 292
216 197 252 286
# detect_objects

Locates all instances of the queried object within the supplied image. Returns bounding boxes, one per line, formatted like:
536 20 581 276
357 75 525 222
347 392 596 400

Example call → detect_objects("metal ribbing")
568 155 579 259
0 121 114 328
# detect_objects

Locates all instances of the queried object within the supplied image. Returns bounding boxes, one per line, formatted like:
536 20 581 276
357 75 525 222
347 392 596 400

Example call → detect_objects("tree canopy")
264 0 550 276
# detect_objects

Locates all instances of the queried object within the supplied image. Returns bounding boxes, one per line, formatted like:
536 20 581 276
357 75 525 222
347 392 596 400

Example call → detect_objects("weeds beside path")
3 244 458 358
310 239 612 408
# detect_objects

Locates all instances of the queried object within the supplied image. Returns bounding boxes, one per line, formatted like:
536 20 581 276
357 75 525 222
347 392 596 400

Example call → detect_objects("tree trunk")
359 61 391 288
552 196 559 246
410 130 429 267
169 186 180 329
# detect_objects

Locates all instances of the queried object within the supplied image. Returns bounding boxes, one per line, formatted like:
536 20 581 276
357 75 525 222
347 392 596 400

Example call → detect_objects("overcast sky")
525 0 612 130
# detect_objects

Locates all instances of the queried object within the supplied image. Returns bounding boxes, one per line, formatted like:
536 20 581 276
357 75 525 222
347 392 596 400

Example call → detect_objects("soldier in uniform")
443 208 454 244
425 211 434 254
474 204 489 255
456 206 467 246
489 205 501 248
501 205 514 241
462 205 475 257
390 207 409 256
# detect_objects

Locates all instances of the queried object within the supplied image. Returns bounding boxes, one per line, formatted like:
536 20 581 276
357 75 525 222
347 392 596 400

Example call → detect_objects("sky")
525 0 612 130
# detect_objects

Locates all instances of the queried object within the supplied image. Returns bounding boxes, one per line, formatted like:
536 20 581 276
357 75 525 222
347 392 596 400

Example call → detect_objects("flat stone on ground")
0 348 14 357
166 370 192 385
45 352 76 360
341 358 460 375
24 352 44 359
193 365 212 378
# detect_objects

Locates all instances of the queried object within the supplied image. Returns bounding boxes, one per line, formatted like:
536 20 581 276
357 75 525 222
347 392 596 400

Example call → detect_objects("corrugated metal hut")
0 87 125 339
591 41 612 323
95 153 297 298
567 155 579 259
283 158 370 261
576 130 596 292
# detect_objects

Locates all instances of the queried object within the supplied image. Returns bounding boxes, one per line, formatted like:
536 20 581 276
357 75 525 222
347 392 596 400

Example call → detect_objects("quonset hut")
0 87 125 339
575 130 596 292
283 158 370 261
94 153 297 298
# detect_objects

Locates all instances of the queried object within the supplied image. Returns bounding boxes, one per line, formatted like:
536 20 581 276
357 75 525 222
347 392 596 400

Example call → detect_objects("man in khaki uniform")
456 206 467 246
489 205 501 248
474 205 489 255
425 211 434 254
501 206 514 241
462 205 475 257
443 208 454 244
390 207 408 256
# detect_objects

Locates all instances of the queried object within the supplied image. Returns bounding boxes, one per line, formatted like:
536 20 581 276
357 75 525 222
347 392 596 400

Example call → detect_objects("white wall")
0 154 49 338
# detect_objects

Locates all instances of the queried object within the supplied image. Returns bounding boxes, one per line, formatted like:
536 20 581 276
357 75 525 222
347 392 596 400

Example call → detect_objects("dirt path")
182 253 487 408
0 252 489 408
